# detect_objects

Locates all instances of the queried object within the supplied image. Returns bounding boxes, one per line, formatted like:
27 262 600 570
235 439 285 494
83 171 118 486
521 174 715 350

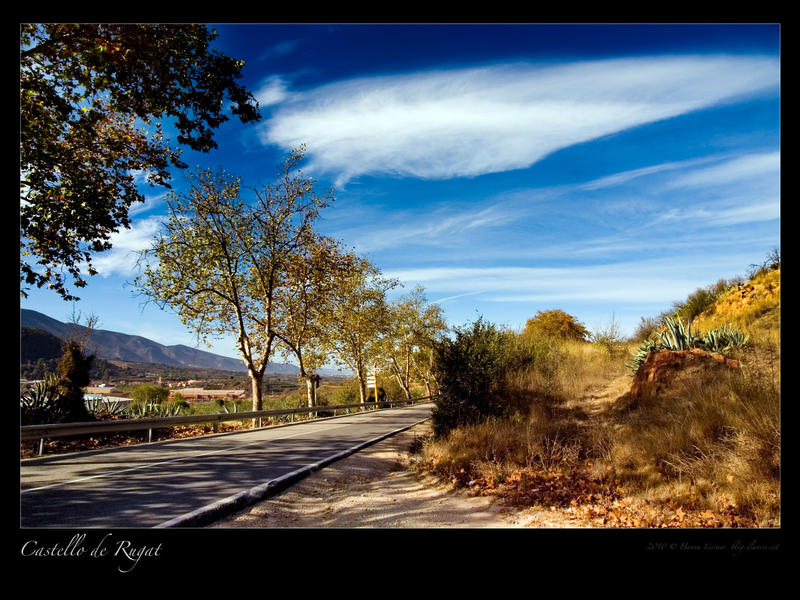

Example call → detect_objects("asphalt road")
20 402 432 528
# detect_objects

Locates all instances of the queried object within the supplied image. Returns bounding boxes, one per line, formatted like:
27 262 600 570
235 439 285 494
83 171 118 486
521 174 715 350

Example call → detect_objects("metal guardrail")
21 396 438 452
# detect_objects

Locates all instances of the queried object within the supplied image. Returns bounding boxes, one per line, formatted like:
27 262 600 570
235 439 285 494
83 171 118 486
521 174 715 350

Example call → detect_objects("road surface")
20 403 432 528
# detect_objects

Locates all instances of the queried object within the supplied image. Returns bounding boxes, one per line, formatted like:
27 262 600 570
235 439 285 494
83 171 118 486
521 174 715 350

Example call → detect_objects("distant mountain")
20 309 299 375
21 327 63 362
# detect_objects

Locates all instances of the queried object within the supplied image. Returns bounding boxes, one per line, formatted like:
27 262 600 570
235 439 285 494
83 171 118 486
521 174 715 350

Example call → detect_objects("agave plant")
220 400 243 414
125 402 187 418
20 375 66 424
629 316 750 374
659 316 703 351
628 337 663 374
85 396 128 417
701 324 750 354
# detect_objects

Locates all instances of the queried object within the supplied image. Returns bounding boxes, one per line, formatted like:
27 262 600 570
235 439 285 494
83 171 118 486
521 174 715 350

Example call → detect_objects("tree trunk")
393 372 412 401
250 373 263 428
305 376 317 408
250 374 263 411
358 375 366 408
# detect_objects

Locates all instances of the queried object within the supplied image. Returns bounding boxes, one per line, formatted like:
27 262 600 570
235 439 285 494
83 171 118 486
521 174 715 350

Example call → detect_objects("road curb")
154 417 431 528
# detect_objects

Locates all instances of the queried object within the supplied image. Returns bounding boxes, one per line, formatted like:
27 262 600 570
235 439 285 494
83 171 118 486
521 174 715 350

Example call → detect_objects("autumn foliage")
522 309 589 341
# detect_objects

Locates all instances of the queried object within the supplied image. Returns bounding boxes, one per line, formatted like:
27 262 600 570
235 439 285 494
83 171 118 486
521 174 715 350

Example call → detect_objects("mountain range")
20 309 300 375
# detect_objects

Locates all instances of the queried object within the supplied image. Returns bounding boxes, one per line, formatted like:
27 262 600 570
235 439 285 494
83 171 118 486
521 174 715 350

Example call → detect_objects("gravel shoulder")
209 420 592 529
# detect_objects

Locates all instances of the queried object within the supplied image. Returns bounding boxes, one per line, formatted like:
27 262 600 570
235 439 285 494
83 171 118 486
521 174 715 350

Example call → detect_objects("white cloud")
579 156 719 190
665 151 780 189
339 201 522 253
258 39 302 60
259 55 778 185
431 289 490 304
129 191 168 216
645 197 780 229
254 75 292 108
384 254 758 305
91 216 163 277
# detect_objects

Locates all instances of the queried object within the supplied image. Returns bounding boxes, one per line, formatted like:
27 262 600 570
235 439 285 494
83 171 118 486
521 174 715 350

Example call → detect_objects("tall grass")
506 336 632 406
602 341 780 525
420 325 780 526
424 333 632 481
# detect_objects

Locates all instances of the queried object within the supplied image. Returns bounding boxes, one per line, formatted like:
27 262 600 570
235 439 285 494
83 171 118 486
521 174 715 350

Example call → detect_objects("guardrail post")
148 428 153 443
38 438 44 456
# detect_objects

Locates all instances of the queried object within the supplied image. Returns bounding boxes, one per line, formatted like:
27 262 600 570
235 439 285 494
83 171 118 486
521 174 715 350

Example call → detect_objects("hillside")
20 327 63 362
20 309 299 375
692 267 780 344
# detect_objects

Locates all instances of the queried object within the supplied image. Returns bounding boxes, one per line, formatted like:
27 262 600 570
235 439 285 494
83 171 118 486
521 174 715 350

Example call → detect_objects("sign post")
366 364 378 409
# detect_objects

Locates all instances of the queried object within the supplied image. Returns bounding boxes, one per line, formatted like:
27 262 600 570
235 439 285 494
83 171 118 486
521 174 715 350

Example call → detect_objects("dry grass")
423 337 630 485
506 338 633 405
420 333 780 526
603 344 780 525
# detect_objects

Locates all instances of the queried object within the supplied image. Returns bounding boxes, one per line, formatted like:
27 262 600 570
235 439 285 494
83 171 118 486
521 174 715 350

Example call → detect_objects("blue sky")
21 23 781 362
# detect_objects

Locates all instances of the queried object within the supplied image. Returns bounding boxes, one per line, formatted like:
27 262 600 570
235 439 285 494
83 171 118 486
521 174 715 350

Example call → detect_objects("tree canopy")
135 148 334 413
522 309 589 341
379 286 448 400
20 23 260 301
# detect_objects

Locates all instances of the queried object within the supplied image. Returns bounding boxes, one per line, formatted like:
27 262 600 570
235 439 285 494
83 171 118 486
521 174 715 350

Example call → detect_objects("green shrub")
672 277 744 323
431 318 526 437
55 340 94 422
130 383 170 405
332 379 360 405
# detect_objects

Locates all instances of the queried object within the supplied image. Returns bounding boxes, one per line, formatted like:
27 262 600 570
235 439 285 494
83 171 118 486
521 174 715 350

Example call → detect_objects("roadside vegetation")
419 253 780 527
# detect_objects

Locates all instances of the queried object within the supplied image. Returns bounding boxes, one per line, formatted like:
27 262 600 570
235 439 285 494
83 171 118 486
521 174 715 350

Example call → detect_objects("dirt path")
210 375 634 529
209 420 596 528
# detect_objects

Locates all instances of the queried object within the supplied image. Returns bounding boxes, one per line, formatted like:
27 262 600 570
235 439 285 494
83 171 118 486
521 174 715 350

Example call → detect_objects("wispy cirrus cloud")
257 39 302 61
384 253 758 306
578 156 718 190
664 151 780 189
259 55 778 186
651 198 780 228
129 191 168 216
331 200 528 253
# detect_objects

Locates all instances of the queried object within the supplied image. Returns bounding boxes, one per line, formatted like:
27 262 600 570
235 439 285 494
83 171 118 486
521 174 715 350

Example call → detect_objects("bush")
331 379 360 405
747 247 780 279
431 318 523 437
522 309 589 341
631 315 662 342
55 340 94 422
673 278 739 323
130 383 170 405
